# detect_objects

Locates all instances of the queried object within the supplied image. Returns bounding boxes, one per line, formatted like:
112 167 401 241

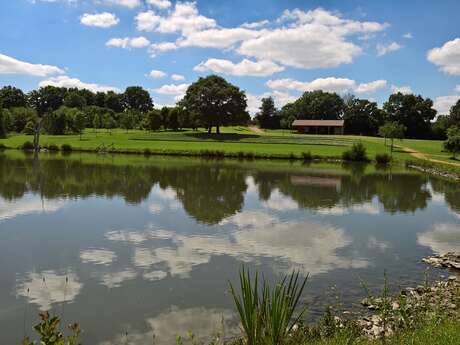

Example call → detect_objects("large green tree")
0 86 27 108
449 99 460 125
180 75 248 134
343 97 384 135
383 92 436 138
255 96 280 129
122 86 153 113
444 126 460 159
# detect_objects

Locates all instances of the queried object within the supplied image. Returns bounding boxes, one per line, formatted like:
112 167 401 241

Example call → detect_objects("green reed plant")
229 267 308 345
21 312 80 345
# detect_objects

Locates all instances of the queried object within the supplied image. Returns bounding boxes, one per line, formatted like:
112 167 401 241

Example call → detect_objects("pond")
0 151 459 344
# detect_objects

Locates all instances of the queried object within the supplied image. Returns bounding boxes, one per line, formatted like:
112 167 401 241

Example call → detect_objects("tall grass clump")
61 144 73 152
342 142 369 162
229 267 308 345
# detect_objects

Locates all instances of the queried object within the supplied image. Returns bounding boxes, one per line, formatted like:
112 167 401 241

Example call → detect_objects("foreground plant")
229 267 308 345
22 312 80 345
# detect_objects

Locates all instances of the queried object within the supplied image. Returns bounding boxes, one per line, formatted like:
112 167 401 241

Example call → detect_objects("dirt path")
399 145 460 167
248 126 265 134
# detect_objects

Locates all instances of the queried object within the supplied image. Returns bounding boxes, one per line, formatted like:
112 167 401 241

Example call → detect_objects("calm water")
1 151 460 344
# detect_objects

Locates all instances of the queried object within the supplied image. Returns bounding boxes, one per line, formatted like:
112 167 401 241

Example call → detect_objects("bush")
143 148 151 156
61 144 73 152
46 144 59 151
342 142 369 162
302 151 313 161
375 153 391 165
21 141 35 151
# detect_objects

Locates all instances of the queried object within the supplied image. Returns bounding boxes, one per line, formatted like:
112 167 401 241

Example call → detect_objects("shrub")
61 144 73 152
21 141 35 151
342 142 368 162
143 148 151 156
46 144 59 151
375 153 391 165
302 151 313 161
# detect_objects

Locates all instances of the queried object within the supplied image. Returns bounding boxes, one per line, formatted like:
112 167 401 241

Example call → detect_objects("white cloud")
427 38 460 75
433 95 459 114
136 2 216 34
102 0 141 8
147 0 171 9
39 75 119 92
0 53 64 77
80 249 116 265
262 189 298 211
178 27 260 49
105 230 150 244
418 223 460 254
106 36 150 49
456 85 460 93
149 69 167 78
194 58 284 77
238 8 387 69
241 20 269 29
153 83 189 96
80 12 119 28
0 197 66 221
391 85 413 94
16 271 82 311
403 32 413 39
267 77 356 93
247 91 296 114
149 42 178 56
100 269 137 288
377 42 402 56
171 73 185 81
143 270 167 281
355 79 387 93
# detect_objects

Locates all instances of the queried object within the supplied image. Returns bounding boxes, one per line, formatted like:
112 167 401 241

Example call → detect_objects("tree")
343 97 385 135
449 99 460 125
105 91 124 113
167 107 180 131
255 97 280 129
180 75 247 134
283 90 345 123
63 91 87 109
379 122 406 155
103 112 116 134
120 111 135 133
444 126 460 159
122 86 153 113
44 106 70 135
431 115 451 140
7 107 35 133
0 108 7 138
0 86 26 108
92 111 103 135
145 109 162 131
383 92 436 138
74 110 86 140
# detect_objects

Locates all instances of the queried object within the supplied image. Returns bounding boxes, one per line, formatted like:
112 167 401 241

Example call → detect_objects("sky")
0 0 459 114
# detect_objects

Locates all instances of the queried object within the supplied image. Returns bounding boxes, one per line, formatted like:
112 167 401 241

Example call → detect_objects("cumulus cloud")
80 12 119 28
171 73 185 81
100 269 137 288
136 2 216 34
433 95 459 114
391 85 413 94
267 77 356 93
106 36 150 49
0 197 66 221
418 223 460 254
147 0 171 9
16 271 82 311
456 85 460 93
177 27 260 49
377 42 402 56
403 32 413 39
0 53 64 77
355 79 387 93
194 58 284 77
149 69 167 78
102 0 141 8
247 91 296 114
241 20 269 29
80 249 116 265
427 38 460 75
153 83 189 97
39 75 119 92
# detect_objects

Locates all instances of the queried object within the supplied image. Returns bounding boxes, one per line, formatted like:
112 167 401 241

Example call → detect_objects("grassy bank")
1 127 459 174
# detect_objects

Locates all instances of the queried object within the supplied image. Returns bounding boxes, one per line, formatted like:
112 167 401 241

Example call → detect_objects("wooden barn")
292 119 344 135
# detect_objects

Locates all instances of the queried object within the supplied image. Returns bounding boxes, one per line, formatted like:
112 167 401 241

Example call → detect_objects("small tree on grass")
379 122 406 155
120 111 135 133
74 111 86 140
444 126 460 159
145 109 162 131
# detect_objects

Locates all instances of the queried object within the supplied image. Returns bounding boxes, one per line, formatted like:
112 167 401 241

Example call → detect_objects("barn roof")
292 119 344 127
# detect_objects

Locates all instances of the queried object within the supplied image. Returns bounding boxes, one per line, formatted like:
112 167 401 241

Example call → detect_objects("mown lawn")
0 126 455 166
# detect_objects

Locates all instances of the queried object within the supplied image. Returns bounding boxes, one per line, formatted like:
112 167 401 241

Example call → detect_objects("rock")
391 301 400 310
423 252 460 270
371 325 384 337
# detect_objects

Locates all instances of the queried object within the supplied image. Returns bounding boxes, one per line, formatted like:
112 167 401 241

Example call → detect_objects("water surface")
0 151 459 344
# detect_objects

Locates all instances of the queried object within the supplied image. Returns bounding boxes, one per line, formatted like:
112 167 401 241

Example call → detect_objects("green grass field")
0 126 457 167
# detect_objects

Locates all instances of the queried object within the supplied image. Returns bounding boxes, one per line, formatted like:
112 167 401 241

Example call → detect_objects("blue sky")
1 0 459 114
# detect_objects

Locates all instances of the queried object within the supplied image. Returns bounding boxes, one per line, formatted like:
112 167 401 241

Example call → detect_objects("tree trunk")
33 118 43 153
390 138 394 156
208 125 212 134
216 124 220 134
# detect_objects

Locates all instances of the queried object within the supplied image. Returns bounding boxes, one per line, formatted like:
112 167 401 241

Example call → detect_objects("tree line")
0 74 459 143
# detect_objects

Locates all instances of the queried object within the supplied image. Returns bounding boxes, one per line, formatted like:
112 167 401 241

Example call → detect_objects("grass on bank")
1 126 459 173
